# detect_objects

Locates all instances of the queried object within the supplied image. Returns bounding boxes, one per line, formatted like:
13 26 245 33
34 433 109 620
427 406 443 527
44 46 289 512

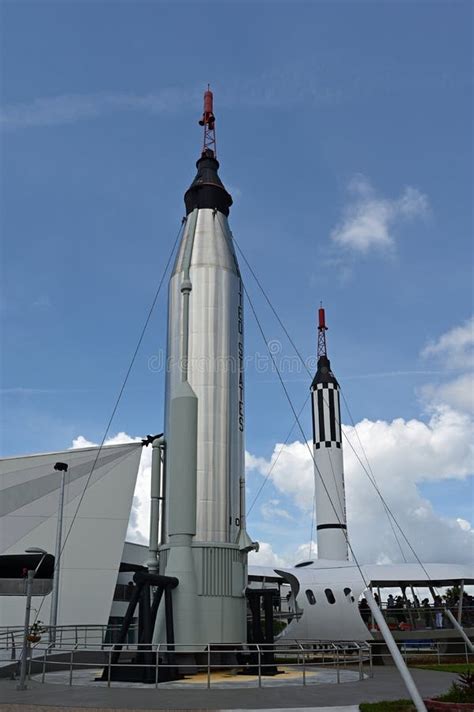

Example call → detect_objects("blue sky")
1 1 472 565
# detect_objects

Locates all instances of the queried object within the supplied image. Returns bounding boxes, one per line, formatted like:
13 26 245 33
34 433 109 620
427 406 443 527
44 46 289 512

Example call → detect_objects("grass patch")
406 654 472 666
359 701 414 711
410 662 472 674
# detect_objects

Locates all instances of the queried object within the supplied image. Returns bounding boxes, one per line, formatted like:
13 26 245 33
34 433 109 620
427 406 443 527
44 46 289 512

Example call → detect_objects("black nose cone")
184 149 233 217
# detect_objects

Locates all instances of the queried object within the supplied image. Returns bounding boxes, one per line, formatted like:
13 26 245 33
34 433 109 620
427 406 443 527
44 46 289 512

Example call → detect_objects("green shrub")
438 670 474 703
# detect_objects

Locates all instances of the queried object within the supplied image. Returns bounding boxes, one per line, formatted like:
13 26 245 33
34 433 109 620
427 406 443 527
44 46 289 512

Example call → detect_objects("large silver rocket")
153 89 256 647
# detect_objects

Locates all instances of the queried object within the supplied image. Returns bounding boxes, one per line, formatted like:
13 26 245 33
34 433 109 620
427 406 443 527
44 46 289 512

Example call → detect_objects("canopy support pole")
458 580 464 624
365 588 427 712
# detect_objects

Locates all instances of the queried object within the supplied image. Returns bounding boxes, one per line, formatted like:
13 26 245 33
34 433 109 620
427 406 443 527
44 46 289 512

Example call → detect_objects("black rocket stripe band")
328 388 336 442
316 523 347 531
310 386 316 448
317 389 325 442
313 386 342 446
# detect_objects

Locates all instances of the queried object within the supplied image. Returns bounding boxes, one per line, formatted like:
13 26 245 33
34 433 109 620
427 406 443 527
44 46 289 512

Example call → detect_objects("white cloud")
245 451 269 473
261 498 294 522
260 541 320 567
246 539 319 569
32 295 52 310
421 373 474 414
248 542 287 567
422 317 474 371
71 431 151 546
71 431 141 449
293 540 318 563
330 174 429 253
0 88 197 130
246 405 473 565
247 441 314 512
71 403 473 569
125 446 152 546
420 318 474 414
343 406 473 483
0 64 356 131
211 319 474 568
71 435 96 449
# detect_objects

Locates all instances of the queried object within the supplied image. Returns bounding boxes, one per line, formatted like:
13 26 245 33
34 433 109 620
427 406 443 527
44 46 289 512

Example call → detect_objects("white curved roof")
250 559 474 587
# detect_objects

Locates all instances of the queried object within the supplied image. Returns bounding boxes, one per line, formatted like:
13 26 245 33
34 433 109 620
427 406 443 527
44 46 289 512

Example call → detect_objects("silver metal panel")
165 208 244 543
155 543 247 646
172 209 239 276
199 545 243 596
167 382 198 537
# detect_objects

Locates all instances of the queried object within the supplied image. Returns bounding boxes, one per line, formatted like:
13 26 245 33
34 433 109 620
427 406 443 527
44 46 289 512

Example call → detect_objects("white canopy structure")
0 442 142 627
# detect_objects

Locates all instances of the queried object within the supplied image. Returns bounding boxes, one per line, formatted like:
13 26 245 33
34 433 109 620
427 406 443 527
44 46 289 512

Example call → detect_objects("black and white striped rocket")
310 307 349 561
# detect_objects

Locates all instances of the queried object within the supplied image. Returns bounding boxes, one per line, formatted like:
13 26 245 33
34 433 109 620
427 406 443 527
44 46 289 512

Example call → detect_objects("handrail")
7 637 375 688
3 625 470 690
364 604 474 631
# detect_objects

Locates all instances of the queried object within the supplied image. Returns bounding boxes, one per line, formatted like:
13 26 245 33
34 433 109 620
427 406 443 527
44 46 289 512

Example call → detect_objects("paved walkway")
0 708 359 712
23 667 361 689
0 667 457 710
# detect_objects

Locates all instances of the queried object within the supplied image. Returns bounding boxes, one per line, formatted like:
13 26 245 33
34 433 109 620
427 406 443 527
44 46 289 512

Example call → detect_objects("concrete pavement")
0 666 458 710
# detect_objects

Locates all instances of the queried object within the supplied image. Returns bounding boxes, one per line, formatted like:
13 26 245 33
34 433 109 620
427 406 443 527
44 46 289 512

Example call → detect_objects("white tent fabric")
0 442 142 627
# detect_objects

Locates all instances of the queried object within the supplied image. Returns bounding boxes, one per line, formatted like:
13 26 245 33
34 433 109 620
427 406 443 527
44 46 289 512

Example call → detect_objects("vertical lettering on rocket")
238 279 244 432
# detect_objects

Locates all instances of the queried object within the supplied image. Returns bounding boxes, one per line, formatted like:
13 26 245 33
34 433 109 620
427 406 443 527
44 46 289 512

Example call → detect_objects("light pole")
17 547 47 691
49 461 68 645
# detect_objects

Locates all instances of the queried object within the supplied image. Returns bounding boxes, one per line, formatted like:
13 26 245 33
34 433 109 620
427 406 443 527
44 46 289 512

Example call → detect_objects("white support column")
17 570 34 690
458 580 464 624
49 467 66 644
365 588 427 712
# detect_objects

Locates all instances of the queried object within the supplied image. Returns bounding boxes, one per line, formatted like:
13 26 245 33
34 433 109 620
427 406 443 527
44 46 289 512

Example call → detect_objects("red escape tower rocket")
310 306 349 561
199 85 217 156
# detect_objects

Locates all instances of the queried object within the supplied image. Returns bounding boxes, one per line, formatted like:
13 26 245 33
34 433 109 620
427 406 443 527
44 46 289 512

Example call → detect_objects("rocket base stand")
102 571 182 684
236 589 279 676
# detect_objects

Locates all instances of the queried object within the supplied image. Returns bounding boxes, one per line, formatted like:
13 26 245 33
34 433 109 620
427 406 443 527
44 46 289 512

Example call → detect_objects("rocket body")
311 353 349 561
165 208 244 542
154 150 252 647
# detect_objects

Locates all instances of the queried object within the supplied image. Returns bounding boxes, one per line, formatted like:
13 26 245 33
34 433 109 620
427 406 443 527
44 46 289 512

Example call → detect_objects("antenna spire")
198 85 217 158
317 304 328 359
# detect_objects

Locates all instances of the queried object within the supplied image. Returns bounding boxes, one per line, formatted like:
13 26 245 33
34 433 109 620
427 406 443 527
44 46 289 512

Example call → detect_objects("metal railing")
362 605 474 633
0 624 139 657
370 638 473 670
42 641 371 688
1 636 372 688
2 624 471 688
